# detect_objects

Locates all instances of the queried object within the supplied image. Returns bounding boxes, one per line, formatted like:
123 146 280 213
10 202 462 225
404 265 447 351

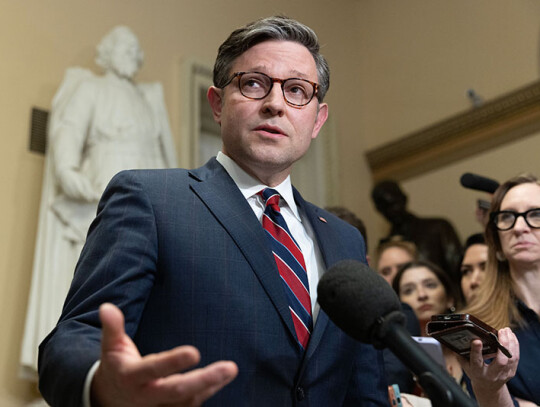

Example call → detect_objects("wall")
0 1 360 404
352 0 540 254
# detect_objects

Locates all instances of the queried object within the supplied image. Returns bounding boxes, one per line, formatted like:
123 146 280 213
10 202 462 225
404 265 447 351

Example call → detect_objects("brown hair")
213 16 330 102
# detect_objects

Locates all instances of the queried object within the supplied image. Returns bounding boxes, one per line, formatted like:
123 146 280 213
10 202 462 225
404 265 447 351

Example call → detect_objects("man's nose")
261 84 286 115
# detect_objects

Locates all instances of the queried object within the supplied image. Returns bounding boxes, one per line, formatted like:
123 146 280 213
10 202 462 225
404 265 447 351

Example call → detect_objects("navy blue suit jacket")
39 158 387 406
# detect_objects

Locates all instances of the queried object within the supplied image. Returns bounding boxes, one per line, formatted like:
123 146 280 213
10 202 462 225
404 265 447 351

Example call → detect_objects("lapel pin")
319 216 327 223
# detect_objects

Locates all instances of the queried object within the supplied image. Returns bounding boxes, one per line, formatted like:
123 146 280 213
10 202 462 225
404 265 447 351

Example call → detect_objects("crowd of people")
367 176 539 406
36 14 538 407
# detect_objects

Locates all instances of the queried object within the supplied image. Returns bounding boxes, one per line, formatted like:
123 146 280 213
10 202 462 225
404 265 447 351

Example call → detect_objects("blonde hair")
464 173 540 329
376 237 418 264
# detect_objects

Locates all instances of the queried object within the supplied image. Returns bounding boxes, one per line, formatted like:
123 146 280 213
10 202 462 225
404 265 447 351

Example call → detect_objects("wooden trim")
365 80 540 182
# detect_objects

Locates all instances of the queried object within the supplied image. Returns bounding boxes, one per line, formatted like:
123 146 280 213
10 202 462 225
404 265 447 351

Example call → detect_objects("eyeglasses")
490 208 540 231
222 71 319 107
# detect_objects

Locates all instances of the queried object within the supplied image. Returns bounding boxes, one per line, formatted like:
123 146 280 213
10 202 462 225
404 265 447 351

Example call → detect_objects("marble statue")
21 26 177 380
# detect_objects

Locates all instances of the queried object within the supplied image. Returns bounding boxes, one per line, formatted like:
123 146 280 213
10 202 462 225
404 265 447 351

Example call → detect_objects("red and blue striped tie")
259 188 312 350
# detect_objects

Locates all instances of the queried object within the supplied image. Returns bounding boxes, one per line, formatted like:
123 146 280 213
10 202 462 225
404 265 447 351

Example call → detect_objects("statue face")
374 190 406 223
110 31 141 79
372 181 407 223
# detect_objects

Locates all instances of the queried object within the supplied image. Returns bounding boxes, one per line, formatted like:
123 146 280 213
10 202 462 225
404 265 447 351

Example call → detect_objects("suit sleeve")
38 170 158 407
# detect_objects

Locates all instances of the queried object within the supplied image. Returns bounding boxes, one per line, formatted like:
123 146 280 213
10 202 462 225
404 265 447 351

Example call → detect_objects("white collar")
216 152 301 220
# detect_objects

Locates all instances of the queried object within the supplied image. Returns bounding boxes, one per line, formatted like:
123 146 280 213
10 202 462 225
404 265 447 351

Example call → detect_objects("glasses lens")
526 209 540 228
495 212 516 230
283 79 315 106
238 73 271 99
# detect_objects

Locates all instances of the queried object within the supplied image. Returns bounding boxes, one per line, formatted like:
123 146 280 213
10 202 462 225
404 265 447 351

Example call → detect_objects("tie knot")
260 188 280 210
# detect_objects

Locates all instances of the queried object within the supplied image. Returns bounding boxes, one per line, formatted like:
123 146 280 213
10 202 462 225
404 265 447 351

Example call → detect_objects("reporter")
376 238 418 285
459 233 488 304
465 173 540 405
392 261 470 389
392 261 458 337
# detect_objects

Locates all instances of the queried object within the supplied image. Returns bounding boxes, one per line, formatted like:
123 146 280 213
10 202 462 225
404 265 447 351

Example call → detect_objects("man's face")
208 40 328 185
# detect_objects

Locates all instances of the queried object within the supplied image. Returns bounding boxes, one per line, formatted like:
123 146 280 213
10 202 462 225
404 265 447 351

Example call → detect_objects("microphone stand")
374 312 476 407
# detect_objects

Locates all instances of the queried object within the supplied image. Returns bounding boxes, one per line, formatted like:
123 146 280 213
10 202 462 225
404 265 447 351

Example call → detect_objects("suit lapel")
188 159 299 344
293 190 345 360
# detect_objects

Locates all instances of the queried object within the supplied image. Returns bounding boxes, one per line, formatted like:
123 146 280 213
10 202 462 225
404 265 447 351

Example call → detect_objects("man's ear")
311 103 328 140
207 86 223 124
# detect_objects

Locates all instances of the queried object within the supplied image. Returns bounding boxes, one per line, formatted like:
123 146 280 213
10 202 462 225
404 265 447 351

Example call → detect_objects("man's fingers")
94 303 237 405
100 303 129 353
131 346 201 385
141 360 239 405
186 361 238 405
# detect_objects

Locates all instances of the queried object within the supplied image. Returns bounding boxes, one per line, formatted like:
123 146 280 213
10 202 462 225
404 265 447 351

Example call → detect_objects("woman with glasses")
464 173 540 406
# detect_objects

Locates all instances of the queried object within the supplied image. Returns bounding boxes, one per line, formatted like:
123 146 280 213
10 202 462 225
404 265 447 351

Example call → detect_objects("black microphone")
460 172 499 193
318 260 476 407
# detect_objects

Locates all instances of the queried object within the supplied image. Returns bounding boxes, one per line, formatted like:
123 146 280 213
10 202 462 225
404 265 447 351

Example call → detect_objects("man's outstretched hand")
91 303 238 407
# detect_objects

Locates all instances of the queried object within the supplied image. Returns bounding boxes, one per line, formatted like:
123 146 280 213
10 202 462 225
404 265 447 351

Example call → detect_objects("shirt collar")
216 152 301 220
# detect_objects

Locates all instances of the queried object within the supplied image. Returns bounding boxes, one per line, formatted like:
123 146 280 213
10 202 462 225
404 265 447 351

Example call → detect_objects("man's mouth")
255 125 285 136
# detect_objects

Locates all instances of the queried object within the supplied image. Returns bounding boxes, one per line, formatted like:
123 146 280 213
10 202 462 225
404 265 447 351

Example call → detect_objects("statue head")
371 180 408 224
96 26 144 79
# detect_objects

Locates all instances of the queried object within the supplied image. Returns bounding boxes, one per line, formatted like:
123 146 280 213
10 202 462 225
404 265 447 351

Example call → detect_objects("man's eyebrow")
289 69 309 78
244 66 309 78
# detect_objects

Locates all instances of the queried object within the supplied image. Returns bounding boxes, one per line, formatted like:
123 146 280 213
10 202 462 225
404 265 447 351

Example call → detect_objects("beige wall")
2 0 540 404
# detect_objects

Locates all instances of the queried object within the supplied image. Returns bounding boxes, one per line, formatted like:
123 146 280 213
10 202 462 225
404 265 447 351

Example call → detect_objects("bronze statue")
372 180 462 284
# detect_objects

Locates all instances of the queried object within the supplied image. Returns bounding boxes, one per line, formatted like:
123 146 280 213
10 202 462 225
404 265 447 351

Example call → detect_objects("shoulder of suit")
112 168 189 184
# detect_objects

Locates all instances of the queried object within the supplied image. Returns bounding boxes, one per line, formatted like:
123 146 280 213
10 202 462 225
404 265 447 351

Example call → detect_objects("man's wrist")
83 360 101 407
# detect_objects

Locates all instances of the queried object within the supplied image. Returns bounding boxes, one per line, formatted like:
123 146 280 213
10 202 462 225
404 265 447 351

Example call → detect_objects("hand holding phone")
388 384 402 407
426 314 512 359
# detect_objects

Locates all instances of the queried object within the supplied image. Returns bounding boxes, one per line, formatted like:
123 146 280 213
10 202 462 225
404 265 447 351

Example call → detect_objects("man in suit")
39 16 388 406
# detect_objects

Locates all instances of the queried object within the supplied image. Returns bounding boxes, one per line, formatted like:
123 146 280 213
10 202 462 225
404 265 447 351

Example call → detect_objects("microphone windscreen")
460 173 499 194
317 259 401 344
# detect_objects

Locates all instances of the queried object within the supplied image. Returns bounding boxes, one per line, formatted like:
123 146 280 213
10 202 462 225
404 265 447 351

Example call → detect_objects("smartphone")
388 384 403 407
413 336 445 367
426 314 512 359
